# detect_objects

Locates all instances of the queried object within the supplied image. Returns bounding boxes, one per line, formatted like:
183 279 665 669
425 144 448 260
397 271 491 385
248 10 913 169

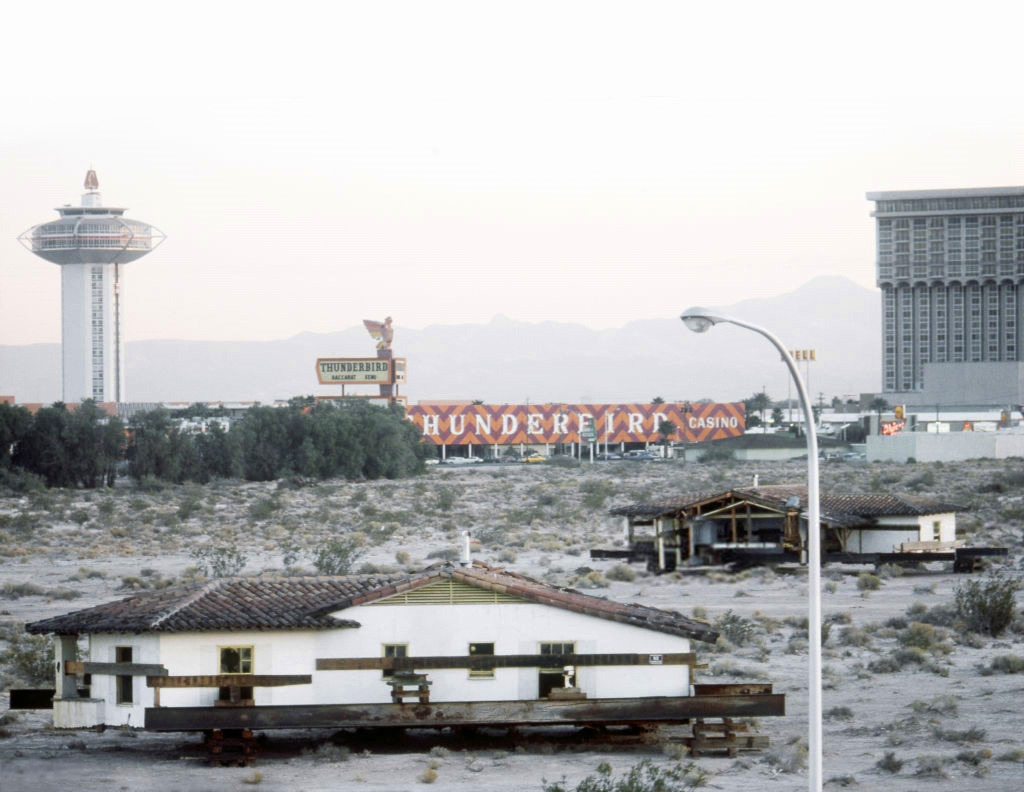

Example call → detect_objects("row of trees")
0 398 430 489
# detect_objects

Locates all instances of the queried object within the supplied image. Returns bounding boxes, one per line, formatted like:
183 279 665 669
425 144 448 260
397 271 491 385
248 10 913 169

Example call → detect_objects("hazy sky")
4 1 1024 346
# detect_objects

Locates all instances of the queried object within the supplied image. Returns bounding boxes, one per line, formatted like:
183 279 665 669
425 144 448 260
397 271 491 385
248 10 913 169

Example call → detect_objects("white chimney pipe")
461 531 471 566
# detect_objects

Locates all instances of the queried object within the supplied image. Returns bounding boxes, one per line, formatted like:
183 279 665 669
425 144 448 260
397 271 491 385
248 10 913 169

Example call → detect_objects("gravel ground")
1 458 1023 790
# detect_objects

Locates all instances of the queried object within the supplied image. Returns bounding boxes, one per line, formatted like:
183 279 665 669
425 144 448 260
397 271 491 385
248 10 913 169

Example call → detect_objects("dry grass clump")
604 564 636 582
909 694 959 717
980 654 1024 674
417 767 438 784
913 754 950 778
763 736 808 774
897 622 953 654
932 725 987 744
856 572 882 591
837 626 872 647
305 742 351 763
709 660 769 680
875 751 903 774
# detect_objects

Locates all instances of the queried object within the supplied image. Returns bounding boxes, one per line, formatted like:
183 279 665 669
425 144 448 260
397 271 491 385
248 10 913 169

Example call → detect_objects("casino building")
19 170 164 403
867 187 1024 408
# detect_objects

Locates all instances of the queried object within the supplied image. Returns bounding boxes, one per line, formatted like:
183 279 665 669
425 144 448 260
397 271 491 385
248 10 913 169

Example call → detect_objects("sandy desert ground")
1 457 1023 791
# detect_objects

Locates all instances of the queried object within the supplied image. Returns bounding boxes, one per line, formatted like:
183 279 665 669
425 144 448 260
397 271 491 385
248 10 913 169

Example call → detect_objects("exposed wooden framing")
657 521 666 570
745 502 752 542
315 652 696 672
65 661 167 677
146 674 312 689
144 693 785 732
693 683 773 696
730 509 737 543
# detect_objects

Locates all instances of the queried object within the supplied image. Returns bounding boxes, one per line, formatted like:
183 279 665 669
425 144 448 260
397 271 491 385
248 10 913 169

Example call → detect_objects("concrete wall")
868 432 1024 462
885 361 1024 409
844 512 956 552
733 447 808 461
89 633 161 727
319 602 691 704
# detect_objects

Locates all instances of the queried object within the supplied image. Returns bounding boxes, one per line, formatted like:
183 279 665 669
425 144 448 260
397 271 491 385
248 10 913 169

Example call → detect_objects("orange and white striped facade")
407 402 745 446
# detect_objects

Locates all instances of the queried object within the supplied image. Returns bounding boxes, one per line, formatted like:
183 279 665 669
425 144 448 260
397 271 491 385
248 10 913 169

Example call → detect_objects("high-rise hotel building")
19 171 164 403
867 187 1024 408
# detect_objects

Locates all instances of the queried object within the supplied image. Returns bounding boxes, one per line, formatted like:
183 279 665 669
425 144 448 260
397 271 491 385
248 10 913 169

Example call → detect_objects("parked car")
595 452 621 460
623 450 658 461
521 453 547 463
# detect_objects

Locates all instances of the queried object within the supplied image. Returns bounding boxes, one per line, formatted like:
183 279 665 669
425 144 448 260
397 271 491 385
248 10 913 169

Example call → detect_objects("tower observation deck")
19 170 164 403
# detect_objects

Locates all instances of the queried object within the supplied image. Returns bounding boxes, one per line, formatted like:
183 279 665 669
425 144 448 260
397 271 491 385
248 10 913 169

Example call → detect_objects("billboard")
316 358 392 385
406 402 745 446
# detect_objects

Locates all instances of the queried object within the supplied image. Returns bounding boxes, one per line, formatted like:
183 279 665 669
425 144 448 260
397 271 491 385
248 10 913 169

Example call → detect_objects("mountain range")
0 275 879 406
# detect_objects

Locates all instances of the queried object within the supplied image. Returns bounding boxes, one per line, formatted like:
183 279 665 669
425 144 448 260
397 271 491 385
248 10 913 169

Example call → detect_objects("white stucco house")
27 561 747 731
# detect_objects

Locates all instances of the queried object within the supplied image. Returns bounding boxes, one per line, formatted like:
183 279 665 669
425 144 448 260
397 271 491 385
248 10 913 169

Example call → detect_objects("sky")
4 1 1024 346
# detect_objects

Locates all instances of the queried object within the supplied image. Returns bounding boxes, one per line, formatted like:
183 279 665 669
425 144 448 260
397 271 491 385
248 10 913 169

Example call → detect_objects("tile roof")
24 575 408 635
26 563 719 644
610 484 965 528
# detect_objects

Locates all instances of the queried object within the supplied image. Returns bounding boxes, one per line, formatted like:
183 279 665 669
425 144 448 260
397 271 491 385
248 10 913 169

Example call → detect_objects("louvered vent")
369 579 525 606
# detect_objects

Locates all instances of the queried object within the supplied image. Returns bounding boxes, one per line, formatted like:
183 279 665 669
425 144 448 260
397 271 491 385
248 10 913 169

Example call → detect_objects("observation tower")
19 170 164 403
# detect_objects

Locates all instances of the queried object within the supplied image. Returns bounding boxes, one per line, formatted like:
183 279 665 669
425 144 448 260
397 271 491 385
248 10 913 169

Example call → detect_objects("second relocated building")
599 483 1001 572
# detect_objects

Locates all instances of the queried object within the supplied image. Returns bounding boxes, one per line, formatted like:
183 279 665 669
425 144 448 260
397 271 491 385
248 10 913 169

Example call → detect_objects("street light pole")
681 307 822 792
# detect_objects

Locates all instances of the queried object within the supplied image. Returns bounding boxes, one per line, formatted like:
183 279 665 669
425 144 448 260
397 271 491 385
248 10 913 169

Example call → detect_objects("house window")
382 643 407 678
220 646 253 674
219 645 253 702
538 641 575 698
115 646 132 705
931 520 941 541
468 642 495 678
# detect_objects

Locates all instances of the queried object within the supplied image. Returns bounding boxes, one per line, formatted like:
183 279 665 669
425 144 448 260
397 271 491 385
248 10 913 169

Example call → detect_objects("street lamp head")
680 307 719 334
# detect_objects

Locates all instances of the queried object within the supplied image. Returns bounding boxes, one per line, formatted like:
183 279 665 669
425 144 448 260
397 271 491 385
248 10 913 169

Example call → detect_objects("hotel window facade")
868 188 1024 394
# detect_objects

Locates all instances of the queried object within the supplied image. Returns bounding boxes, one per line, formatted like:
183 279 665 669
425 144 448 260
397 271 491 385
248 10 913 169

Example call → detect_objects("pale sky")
4 1 1024 345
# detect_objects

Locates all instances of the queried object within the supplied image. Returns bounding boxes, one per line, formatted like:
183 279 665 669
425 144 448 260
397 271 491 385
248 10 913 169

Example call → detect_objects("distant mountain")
0 276 879 405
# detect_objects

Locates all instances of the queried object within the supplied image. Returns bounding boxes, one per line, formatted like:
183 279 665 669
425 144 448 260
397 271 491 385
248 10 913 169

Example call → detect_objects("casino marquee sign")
406 402 745 446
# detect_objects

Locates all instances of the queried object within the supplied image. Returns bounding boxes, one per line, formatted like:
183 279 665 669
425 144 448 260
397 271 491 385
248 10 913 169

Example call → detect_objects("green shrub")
248 496 281 521
177 497 202 520
312 538 365 575
876 751 903 774
955 574 1021 636
189 544 246 578
435 486 457 512
542 759 707 792
714 610 756 646
580 480 615 509
0 629 54 686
